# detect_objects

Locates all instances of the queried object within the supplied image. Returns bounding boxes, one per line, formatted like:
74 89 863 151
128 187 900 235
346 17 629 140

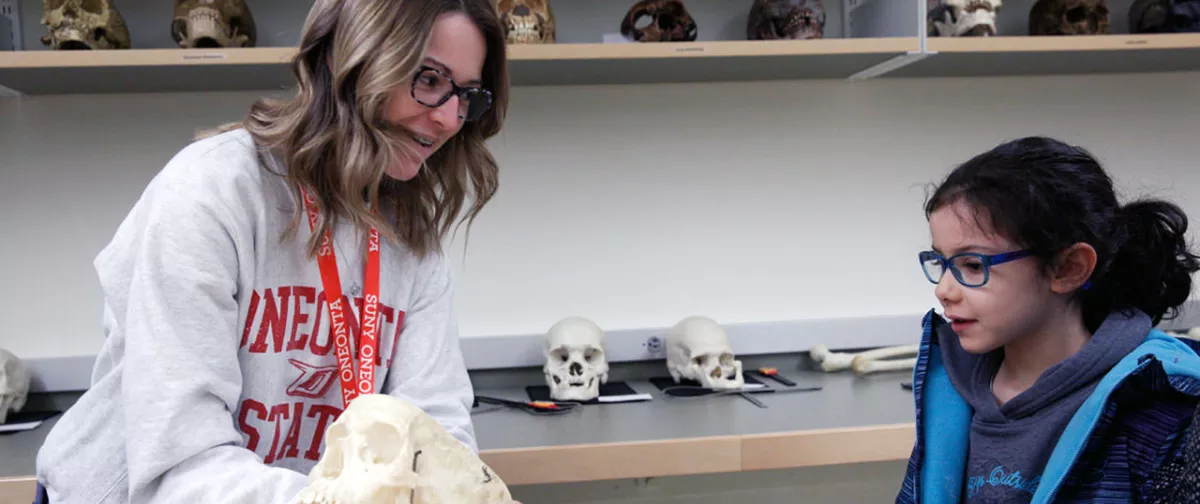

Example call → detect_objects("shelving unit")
1 0 1199 92
0 0 926 94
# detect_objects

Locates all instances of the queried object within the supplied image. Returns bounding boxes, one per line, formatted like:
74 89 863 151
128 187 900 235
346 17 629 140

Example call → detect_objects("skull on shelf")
620 0 698 42
746 0 826 40
292 394 512 504
543 316 608 401
665 316 744 390
171 0 257 49
1129 0 1200 32
0 348 31 425
1029 0 1110 35
927 0 1004 36
40 0 132 50
496 0 556 44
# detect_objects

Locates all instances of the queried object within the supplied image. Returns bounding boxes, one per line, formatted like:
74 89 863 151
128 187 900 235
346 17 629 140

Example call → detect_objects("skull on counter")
665 316 744 390
543 316 608 401
1029 0 1110 34
0 348 31 425
620 0 698 42
40 0 132 50
171 0 257 48
747 0 827 40
292 394 512 504
928 0 1003 36
496 0 556 43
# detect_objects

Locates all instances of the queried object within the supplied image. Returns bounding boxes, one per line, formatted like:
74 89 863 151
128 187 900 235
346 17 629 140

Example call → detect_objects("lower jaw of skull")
698 367 744 390
551 376 598 401
46 27 98 50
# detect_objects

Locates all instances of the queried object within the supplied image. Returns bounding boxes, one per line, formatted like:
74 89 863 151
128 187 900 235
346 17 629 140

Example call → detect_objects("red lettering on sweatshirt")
236 399 342 464
240 285 403 367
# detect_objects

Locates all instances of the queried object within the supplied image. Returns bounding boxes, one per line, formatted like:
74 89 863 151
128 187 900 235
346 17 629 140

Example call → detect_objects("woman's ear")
1050 242 1098 294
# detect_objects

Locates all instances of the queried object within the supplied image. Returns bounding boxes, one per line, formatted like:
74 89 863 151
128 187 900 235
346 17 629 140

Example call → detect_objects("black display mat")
525 381 652 404
648 374 768 393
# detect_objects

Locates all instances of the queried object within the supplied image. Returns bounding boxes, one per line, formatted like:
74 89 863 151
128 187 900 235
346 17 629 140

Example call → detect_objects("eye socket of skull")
318 422 349 477
584 348 601 363
719 353 734 367
361 422 404 464
1066 5 1088 22
81 0 104 14
550 347 570 363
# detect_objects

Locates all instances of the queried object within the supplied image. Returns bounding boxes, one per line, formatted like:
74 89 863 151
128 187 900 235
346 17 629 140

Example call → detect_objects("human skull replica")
927 0 1003 36
292 394 512 504
543 316 608 401
496 0 556 44
0 348 31 425
1029 0 1110 35
39 0 132 50
620 0 699 42
171 0 257 48
665 316 744 390
746 0 827 40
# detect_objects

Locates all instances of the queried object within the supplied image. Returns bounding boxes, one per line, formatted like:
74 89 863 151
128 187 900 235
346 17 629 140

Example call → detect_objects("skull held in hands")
496 0 556 43
666 316 744 390
0 348 31 425
291 394 512 504
40 0 132 50
543 316 608 401
171 0 257 48
620 0 698 42
747 0 827 40
1029 0 1110 34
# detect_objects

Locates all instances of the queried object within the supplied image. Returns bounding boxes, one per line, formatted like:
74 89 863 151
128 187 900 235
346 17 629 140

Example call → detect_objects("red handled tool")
756 367 797 386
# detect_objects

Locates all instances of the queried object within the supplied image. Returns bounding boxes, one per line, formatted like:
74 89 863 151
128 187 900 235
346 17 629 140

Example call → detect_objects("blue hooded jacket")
895 309 1200 504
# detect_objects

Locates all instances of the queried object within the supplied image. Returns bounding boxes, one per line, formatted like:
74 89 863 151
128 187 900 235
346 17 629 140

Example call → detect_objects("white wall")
2 71 1199 361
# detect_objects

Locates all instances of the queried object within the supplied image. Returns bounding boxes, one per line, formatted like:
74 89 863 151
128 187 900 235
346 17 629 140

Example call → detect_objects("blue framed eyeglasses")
918 249 1033 287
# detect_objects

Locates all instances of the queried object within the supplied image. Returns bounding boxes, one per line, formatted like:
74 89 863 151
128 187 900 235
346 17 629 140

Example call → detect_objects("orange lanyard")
300 186 381 408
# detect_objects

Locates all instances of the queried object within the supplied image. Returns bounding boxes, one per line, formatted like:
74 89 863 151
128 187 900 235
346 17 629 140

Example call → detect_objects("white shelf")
0 38 920 94
886 34 1200 78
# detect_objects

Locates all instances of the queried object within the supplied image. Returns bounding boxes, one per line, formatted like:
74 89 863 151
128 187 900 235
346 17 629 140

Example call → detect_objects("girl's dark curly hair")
926 136 1200 330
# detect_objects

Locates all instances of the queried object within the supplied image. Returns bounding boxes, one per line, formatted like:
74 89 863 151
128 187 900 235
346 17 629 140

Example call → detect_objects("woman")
34 0 509 502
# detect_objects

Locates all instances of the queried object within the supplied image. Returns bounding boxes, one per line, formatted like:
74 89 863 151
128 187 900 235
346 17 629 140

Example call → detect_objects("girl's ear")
1050 242 1098 294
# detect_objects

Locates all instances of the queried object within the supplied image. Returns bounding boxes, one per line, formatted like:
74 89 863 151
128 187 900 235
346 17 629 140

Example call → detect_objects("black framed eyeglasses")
918 249 1033 288
410 65 492 122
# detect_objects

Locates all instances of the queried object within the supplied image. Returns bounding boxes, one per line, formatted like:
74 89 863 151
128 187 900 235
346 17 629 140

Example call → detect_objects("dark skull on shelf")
171 0 257 48
1129 0 1200 33
927 0 1003 36
40 0 132 50
620 0 698 42
496 0 556 43
746 0 826 40
1029 0 1110 35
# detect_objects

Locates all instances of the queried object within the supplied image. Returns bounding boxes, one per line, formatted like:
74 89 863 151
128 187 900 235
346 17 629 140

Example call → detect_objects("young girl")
33 0 511 502
895 136 1200 503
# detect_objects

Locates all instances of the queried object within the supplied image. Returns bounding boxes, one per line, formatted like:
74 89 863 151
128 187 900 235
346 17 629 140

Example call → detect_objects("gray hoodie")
35 129 478 504
937 309 1151 502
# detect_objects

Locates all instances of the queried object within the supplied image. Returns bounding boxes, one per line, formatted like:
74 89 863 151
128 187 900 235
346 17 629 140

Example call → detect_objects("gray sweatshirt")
35 128 478 504
937 309 1150 502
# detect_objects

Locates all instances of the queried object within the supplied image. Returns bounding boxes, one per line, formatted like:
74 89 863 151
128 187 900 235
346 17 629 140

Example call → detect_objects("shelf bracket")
0 0 20 51
846 51 932 81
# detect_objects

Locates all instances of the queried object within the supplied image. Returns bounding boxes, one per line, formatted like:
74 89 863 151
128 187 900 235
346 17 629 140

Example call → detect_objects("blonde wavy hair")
203 0 508 259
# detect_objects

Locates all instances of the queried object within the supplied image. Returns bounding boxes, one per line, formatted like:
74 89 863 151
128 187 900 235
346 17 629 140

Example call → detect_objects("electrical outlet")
644 336 664 357
0 0 21 51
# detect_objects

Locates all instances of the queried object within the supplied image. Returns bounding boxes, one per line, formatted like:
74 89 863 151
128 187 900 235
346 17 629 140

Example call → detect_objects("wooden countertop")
0 371 916 502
